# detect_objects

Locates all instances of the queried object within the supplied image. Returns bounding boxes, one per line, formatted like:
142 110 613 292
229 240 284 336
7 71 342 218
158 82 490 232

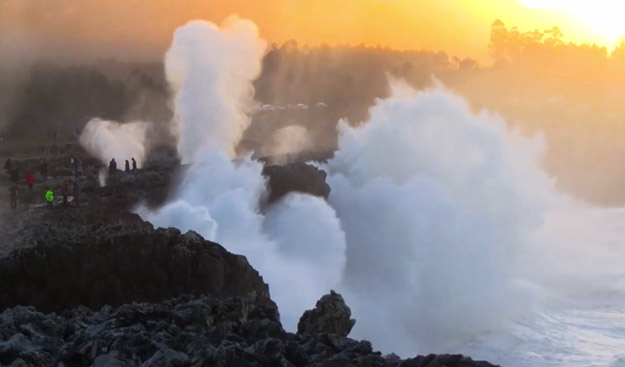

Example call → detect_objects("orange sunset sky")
1 0 623 62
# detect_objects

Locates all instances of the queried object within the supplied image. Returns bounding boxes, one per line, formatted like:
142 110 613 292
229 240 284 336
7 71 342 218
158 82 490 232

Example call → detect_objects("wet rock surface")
297 290 355 337
0 294 498 367
262 162 331 204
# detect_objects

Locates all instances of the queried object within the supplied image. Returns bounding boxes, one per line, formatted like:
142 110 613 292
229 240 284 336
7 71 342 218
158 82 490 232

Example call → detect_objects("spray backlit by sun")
519 0 625 48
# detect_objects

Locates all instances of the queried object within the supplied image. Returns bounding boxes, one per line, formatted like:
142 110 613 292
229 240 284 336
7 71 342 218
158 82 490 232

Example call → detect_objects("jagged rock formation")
0 295 498 367
297 290 355 337
0 211 270 313
262 162 331 204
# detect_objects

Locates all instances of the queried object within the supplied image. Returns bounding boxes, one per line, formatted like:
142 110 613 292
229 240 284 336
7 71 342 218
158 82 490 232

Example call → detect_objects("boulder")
297 290 356 337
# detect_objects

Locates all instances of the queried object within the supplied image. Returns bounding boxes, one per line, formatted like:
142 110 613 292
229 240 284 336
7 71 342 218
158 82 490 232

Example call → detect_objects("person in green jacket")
45 189 54 208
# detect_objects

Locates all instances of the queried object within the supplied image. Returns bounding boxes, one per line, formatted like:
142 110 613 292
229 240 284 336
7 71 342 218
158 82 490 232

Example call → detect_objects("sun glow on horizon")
519 0 625 48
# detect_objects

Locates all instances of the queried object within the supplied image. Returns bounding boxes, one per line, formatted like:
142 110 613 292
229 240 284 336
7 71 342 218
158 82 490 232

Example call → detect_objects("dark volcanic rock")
297 290 356 337
262 162 331 204
96 155 179 210
0 211 271 313
0 295 499 367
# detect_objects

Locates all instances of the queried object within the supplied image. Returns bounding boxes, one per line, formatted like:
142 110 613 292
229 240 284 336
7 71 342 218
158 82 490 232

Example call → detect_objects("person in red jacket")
25 172 35 191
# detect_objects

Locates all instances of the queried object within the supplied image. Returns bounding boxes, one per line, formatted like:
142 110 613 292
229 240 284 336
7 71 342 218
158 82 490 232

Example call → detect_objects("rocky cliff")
0 210 270 314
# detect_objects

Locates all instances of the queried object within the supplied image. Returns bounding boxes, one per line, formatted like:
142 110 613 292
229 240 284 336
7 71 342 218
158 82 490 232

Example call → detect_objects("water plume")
138 18 347 329
165 17 266 162
79 118 149 167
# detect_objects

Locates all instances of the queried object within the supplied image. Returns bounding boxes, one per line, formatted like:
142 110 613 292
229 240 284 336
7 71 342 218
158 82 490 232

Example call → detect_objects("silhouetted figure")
45 189 54 208
8 183 17 210
61 181 69 206
73 159 81 178
125 160 130 172
25 172 35 191
109 158 117 174
40 161 48 181
72 180 80 206
10 169 18 184
131 158 137 172
3 158 11 173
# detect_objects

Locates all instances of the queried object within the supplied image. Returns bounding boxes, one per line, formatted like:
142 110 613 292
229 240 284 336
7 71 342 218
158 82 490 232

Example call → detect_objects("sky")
0 0 618 63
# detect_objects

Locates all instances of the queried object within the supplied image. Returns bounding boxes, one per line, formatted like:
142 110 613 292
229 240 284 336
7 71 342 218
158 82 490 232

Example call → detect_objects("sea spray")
138 18 347 329
79 118 149 167
165 17 266 162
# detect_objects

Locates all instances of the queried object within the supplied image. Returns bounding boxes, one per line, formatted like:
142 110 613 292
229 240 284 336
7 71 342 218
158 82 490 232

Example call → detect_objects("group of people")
5 159 47 186
5 153 141 211
4 156 82 210
109 157 138 174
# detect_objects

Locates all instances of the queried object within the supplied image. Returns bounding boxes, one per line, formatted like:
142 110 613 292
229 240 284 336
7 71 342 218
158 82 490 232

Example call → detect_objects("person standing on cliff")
10 168 19 184
45 188 54 208
8 183 17 210
4 158 11 173
125 160 130 172
40 161 48 181
25 172 35 191
109 158 117 174
72 180 80 207
131 157 137 172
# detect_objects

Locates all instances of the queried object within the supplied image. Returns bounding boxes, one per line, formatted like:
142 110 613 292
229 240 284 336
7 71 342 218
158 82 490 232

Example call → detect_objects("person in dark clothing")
61 180 69 206
125 160 130 172
131 157 137 172
10 169 18 184
72 180 80 206
25 172 35 191
40 161 48 181
73 159 81 178
8 183 17 210
109 158 117 174
4 158 11 173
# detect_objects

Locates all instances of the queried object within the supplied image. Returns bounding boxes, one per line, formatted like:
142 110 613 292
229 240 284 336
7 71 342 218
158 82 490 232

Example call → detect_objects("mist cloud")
79 118 149 167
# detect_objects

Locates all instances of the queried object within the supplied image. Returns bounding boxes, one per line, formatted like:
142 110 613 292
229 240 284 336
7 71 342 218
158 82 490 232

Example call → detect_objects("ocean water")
464 305 625 367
